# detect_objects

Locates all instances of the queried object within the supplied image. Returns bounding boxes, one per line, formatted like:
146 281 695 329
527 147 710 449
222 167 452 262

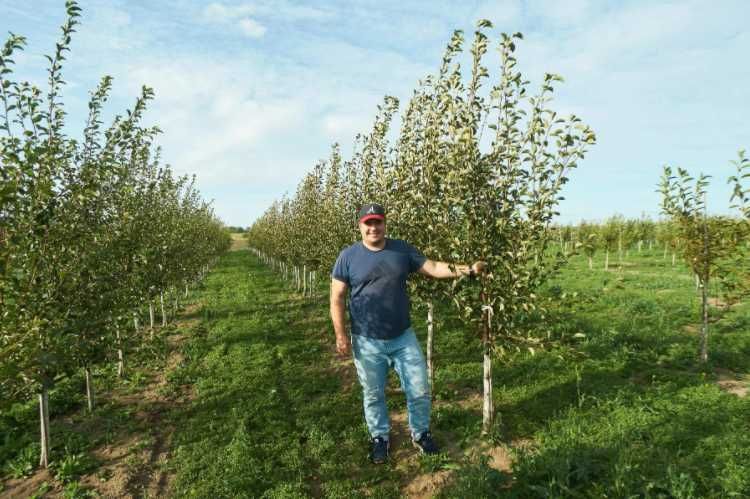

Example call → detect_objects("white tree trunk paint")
700 277 709 362
85 367 94 413
117 326 124 378
482 342 493 434
38 389 50 467
481 302 494 435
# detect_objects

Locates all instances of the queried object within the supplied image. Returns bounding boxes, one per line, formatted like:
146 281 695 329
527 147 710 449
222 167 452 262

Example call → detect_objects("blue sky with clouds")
2 0 748 226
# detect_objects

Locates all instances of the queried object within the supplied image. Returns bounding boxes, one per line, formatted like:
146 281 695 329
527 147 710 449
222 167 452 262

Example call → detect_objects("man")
330 202 485 464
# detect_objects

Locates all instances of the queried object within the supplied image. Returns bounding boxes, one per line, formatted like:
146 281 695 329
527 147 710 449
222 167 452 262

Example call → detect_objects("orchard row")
248 21 749 432
0 2 231 467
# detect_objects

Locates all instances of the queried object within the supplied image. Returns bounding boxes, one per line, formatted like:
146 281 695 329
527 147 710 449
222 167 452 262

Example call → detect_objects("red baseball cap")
358 203 385 223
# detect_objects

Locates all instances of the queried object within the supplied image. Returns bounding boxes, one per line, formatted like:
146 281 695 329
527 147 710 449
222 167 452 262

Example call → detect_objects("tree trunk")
426 302 434 391
38 388 51 468
672 252 676 267
480 293 494 435
117 327 124 378
663 243 667 260
700 277 709 362
185 284 189 298
84 366 94 413
638 240 643 252
588 256 593 270
604 250 609 271
303 265 307 296
160 292 166 327
481 339 493 434
149 302 155 330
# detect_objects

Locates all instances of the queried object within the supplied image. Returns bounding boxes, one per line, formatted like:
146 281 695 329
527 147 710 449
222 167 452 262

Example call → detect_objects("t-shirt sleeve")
331 250 350 284
405 242 427 273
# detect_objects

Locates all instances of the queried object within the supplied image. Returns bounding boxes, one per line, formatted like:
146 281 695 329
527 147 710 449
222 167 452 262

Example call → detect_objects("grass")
165 248 749 497
2 246 749 497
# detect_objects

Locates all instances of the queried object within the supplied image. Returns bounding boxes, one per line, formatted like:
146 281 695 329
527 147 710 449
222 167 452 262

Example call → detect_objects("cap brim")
359 214 385 223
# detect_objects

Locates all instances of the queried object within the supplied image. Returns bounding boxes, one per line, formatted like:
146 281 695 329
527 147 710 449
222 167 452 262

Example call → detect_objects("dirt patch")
715 368 748 398
403 470 452 499
1 469 58 498
1 321 194 498
682 324 699 335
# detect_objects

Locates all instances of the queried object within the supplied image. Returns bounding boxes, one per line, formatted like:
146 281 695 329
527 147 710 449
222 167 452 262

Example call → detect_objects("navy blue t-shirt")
332 239 427 340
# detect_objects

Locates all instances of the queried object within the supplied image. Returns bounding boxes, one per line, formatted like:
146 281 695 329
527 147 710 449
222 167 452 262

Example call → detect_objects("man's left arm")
418 259 486 279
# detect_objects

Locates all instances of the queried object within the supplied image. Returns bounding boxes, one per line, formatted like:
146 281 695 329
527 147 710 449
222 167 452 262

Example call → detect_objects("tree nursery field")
3 3 750 498
2 243 748 498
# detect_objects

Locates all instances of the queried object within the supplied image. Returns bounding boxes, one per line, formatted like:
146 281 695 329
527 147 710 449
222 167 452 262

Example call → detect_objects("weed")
29 481 52 499
61 481 96 499
4 442 39 478
52 451 96 483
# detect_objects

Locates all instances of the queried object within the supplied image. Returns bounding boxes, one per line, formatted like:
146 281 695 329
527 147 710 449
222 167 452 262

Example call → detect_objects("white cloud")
202 3 256 23
238 17 267 38
201 2 265 38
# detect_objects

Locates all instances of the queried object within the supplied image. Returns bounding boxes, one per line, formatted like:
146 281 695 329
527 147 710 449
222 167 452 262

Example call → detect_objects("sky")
2 0 748 227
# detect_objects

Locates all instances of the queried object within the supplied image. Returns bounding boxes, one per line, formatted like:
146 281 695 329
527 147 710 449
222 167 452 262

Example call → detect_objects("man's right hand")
336 334 351 357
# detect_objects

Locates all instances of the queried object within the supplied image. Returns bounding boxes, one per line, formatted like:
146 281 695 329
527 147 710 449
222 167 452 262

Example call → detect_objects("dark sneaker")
370 436 390 464
412 431 440 455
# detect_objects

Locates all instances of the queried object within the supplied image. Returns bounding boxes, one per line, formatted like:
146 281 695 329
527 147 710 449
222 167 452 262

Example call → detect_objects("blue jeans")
351 328 431 441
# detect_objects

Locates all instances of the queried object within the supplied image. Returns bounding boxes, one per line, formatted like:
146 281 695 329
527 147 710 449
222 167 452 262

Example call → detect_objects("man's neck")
362 238 386 251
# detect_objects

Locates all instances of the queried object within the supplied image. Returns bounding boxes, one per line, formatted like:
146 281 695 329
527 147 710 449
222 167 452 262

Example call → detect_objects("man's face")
358 218 385 245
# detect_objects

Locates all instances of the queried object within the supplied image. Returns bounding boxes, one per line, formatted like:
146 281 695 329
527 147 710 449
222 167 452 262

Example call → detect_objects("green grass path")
168 250 415 498
167 249 750 498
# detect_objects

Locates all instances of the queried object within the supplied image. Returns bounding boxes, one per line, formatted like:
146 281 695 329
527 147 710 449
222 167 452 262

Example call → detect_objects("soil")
395 393 533 498
0 309 196 498
715 368 749 398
